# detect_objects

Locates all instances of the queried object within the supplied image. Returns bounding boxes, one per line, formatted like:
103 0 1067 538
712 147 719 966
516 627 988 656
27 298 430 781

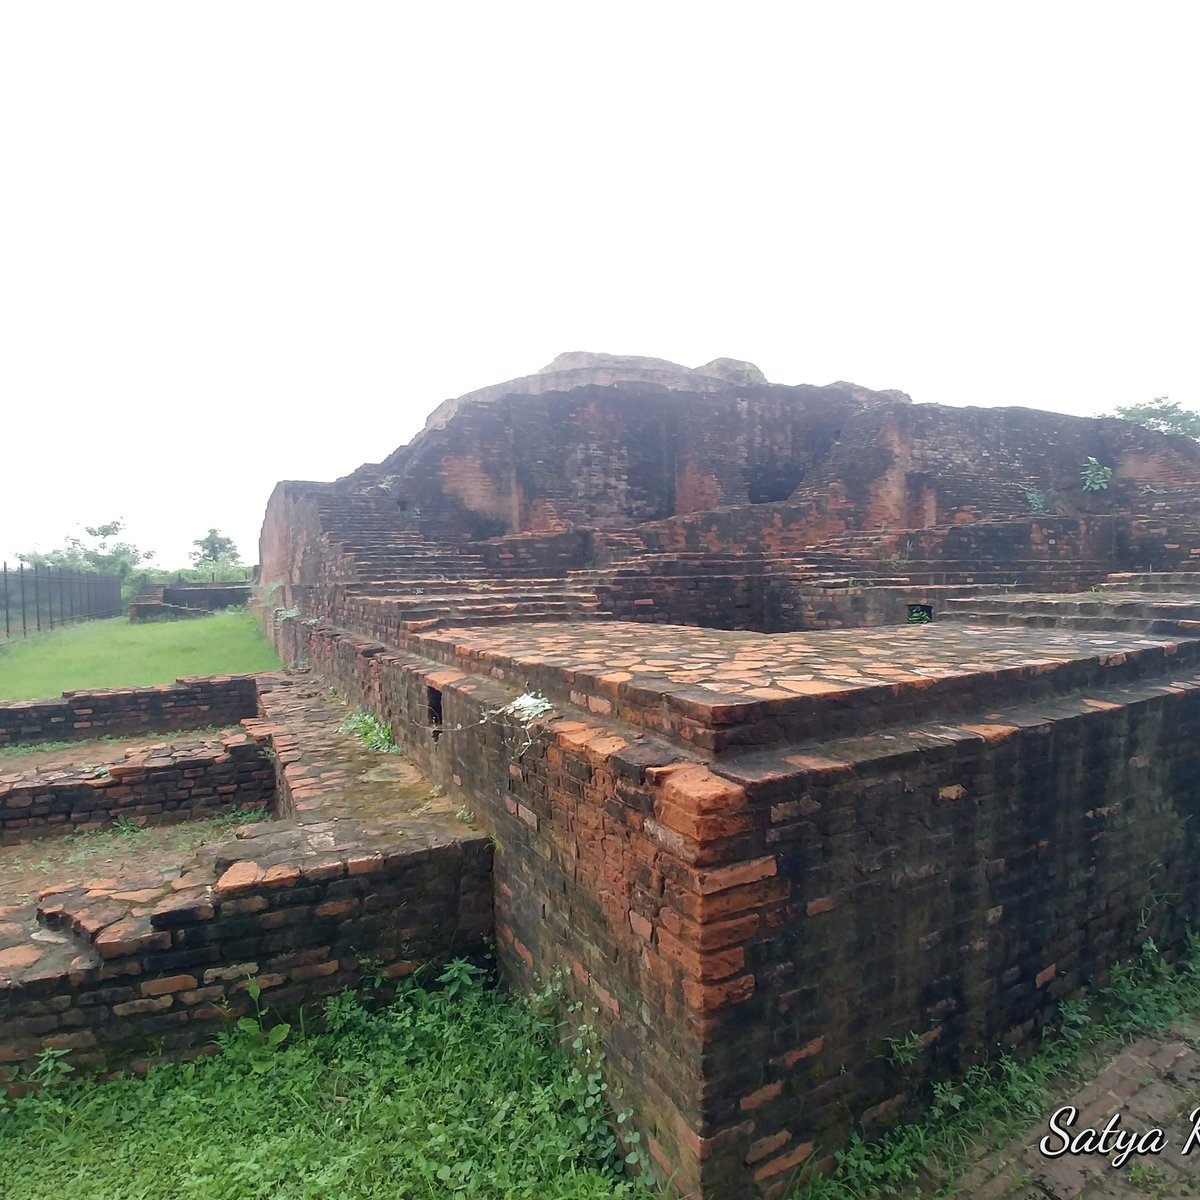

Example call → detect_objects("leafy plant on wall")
1080 457 1113 492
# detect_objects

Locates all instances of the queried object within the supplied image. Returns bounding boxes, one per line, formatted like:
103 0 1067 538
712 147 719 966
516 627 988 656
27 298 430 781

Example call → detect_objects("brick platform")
264 594 1200 1199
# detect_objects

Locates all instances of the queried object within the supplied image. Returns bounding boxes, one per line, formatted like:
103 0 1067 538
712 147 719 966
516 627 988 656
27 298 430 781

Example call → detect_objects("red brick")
773 1037 824 1069
260 864 301 888
682 973 755 1012
140 974 197 997
628 911 653 940
740 1080 783 1111
658 766 748 815
746 1130 790 1164
753 1141 814 1182
214 860 263 897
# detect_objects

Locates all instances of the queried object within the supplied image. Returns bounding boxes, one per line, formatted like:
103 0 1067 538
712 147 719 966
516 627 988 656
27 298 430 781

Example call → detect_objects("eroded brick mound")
261 353 1200 599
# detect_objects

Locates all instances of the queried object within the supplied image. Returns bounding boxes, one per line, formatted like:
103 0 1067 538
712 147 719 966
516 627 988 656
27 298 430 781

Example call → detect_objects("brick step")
401 611 615 630
1097 581 1200 593
346 562 491 576
721 653 1200 785
346 593 604 615
790 576 913 589
937 611 1200 636
345 578 589 595
341 602 613 633
1100 572 1200 589
401 622 1200 754
940 595 1200 620
336 545 483 558
348 566 496 580
342 589 602 610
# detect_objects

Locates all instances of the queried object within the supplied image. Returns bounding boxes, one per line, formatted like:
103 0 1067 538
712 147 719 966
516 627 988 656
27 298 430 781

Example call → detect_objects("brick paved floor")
946 1026 1200 1198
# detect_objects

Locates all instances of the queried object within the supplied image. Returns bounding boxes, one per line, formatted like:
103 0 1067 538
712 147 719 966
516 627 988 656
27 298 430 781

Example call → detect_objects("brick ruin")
7 353 1200 1197
128 583 251 622
249 354 1200 1196
0 676 491 1080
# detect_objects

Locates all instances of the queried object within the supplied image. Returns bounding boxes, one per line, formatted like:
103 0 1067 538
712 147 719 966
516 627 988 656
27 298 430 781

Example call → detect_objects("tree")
18 519 153 583
191 529 241 567
1111 396 1200 440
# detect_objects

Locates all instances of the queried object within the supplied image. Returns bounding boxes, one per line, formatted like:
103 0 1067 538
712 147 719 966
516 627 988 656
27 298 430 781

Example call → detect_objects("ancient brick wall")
696 688 1200 1194
589 561 769 629
799 404 1200 529
472 529 602 574
0 736 273 844
627 494 857 557
259 483 337 589
367 384 868 543
0 838 492 1083
0 678 260 749
265 612 724 1196
161 585 251 610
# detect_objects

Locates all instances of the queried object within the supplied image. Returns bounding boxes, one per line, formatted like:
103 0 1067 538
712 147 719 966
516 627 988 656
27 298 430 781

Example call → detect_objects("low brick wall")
0 677 260 749
0 735 274 844
162 585 251 610
129 601 211 623
763 582 1015 631
0 839 492 1081
590 563 768 629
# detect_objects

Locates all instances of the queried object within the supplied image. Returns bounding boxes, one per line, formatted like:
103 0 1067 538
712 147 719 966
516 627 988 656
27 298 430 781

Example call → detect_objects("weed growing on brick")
790 935 1200 1199
340 709 400 752
0 961 656 1200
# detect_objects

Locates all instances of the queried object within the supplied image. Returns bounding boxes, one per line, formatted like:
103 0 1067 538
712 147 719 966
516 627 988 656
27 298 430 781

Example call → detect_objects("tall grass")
0 964 653 1200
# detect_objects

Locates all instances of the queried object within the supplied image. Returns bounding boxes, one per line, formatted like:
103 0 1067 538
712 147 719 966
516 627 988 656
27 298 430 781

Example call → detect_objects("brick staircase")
305 491 611 631
936 572 1200 636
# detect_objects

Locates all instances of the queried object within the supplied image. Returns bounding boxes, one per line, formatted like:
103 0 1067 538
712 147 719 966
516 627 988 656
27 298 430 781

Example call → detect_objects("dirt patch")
0 808 265 906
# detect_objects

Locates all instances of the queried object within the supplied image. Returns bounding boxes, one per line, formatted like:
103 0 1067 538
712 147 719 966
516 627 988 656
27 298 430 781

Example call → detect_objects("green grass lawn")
0 611 281 701
0 965 652 1200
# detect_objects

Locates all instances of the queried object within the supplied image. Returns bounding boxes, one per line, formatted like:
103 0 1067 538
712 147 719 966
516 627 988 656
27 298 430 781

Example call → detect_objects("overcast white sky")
2 3 1197 568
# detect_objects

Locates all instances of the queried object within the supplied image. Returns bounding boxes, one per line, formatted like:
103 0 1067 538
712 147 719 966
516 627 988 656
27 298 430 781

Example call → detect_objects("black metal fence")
0 563 123 640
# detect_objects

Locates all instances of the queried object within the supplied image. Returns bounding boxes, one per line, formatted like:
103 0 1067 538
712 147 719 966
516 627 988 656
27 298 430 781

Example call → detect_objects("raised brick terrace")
401 619 1200 754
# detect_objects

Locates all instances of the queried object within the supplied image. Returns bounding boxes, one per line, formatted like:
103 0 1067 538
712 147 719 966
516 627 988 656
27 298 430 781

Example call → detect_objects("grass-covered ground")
0 611 281 700
2 938 1200 1198
0 963 654 1200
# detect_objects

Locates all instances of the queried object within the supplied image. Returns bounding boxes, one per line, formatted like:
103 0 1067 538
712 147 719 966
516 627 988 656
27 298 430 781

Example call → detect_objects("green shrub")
1080 457 1113 491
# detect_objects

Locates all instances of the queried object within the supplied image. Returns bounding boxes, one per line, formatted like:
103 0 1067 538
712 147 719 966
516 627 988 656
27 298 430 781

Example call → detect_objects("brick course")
0 677 259 749
0 734 273 843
